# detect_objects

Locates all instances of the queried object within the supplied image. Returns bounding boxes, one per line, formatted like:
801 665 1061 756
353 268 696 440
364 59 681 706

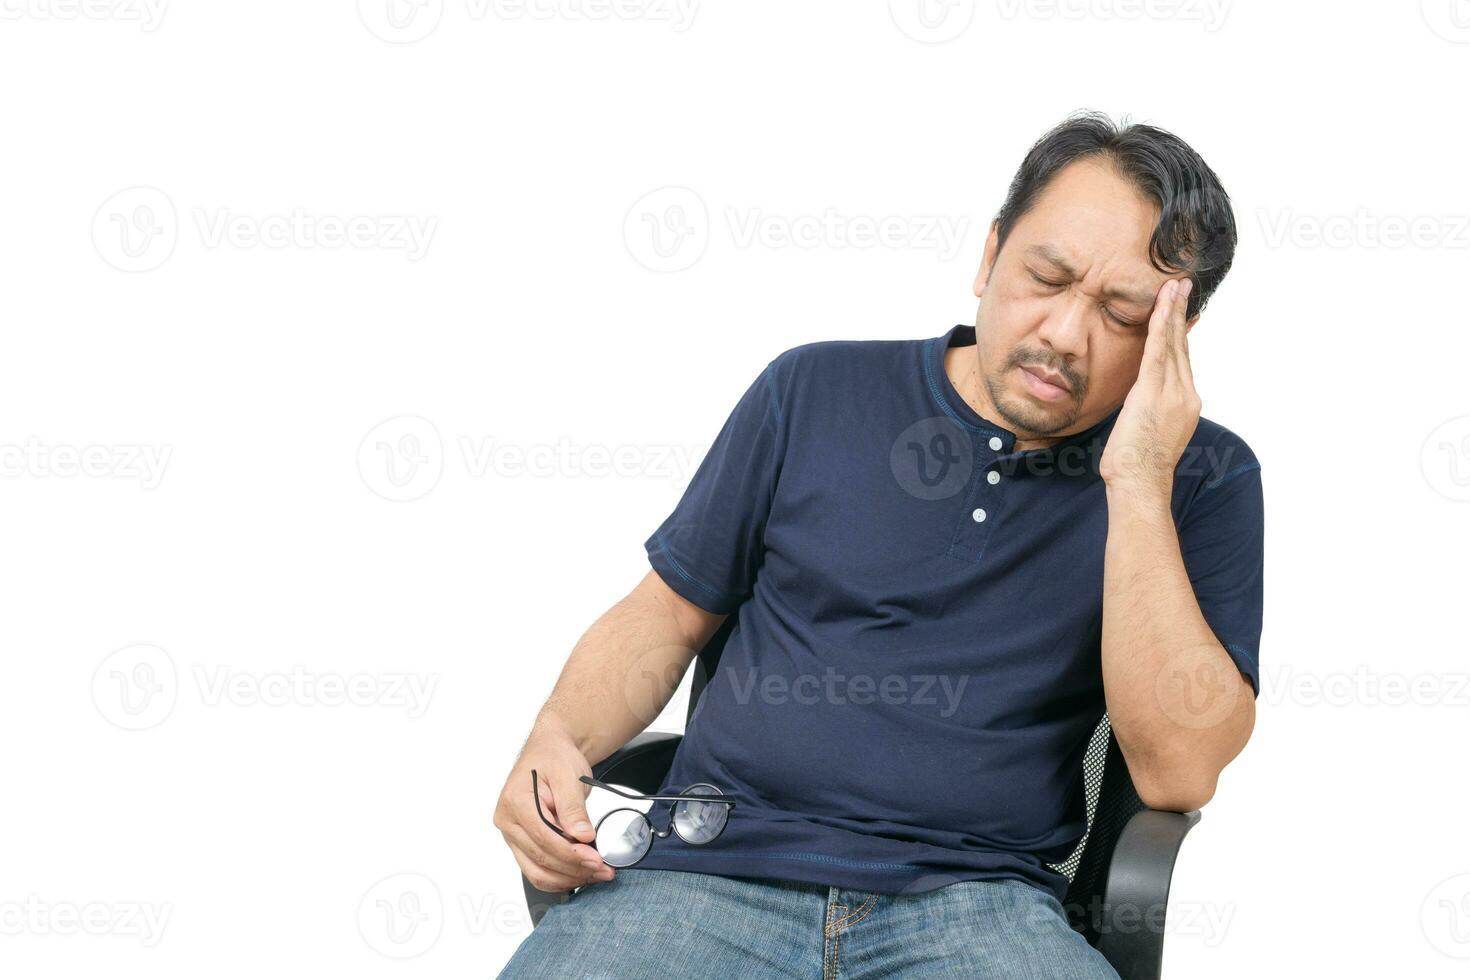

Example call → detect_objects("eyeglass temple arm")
530 769 573 837
578 774 734 807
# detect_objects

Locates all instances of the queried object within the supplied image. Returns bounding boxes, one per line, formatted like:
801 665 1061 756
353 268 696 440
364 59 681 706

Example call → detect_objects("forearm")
1101 480 1254 811
530 588 701 767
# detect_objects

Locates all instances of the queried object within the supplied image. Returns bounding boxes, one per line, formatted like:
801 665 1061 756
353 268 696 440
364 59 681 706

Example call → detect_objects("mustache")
1007 350 1084 397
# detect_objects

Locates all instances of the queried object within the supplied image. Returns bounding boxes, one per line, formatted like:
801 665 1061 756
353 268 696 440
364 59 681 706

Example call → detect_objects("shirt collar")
924 323 1122 476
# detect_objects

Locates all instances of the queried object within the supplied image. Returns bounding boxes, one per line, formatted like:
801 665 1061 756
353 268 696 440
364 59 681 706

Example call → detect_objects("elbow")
1133 769 1217 813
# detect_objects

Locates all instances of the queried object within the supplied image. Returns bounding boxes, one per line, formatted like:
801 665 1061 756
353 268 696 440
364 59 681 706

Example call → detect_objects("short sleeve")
1178 460 1265 697
644 359 786 615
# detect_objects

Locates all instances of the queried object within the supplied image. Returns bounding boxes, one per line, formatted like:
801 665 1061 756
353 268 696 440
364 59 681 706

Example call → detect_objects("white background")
3 1 1468 977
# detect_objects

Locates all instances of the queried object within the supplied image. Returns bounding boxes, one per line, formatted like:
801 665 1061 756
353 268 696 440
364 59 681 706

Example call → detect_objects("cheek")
1087 348 1145 402
994 275 1048 312
985 280 1049 339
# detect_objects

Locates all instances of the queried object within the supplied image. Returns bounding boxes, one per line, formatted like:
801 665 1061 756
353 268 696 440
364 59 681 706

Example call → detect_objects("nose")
1035 289 1090 362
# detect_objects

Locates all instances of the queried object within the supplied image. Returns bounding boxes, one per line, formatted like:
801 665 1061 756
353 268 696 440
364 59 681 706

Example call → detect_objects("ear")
973 222 1000 298
1185 313 1200 334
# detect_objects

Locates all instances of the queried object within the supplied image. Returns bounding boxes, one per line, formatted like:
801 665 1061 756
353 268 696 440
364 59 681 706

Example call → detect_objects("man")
494 111 1262 979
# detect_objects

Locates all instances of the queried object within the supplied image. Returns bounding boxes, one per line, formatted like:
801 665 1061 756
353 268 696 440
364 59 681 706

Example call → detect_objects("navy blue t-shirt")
636 324 1264 900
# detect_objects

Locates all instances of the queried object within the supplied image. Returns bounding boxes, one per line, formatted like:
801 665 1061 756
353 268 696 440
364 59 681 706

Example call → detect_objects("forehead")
1008 157 1172 295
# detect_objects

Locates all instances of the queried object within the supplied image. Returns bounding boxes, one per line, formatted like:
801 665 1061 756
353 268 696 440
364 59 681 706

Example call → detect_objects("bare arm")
537 568 728 764
1101 483 1254 811
493 569 726 891
1098 276 1256 812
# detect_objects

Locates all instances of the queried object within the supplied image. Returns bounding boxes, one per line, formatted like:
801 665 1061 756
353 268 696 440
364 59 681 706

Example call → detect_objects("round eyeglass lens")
672 783 728 844
595 808 653 868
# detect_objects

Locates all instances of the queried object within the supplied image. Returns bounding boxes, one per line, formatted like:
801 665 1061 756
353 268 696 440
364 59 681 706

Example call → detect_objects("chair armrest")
521 731 684 927
590 730 684 787
1095 808 1201 980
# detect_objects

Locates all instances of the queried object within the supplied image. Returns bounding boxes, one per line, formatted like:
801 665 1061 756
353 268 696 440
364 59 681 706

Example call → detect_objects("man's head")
968 111 1237 441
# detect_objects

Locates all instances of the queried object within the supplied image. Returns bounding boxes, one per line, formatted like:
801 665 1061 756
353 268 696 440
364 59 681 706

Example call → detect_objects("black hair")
993 110 1237 320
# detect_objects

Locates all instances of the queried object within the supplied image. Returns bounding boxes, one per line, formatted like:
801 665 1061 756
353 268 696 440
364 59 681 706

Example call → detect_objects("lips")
1023 365 1070 399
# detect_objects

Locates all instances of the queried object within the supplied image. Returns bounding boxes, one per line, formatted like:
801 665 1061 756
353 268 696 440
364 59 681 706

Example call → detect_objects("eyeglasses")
531 768 735 869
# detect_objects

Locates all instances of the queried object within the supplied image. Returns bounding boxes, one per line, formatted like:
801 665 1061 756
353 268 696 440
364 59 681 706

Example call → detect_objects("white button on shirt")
987 471 1000 485
988 436 1002 451
972 508 987 523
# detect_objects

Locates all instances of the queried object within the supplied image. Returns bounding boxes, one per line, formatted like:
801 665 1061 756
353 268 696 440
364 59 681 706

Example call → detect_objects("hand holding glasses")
531 769 735 870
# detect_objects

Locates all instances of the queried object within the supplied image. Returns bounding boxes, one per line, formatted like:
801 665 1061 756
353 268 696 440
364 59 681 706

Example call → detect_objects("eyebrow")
1022 243 1158 308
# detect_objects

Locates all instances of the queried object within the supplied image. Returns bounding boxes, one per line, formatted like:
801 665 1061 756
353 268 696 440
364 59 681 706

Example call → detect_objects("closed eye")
1105 307 1145 328
1030 267 1146 327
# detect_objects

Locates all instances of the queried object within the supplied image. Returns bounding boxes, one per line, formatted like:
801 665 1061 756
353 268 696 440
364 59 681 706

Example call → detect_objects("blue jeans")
497 868 1119 979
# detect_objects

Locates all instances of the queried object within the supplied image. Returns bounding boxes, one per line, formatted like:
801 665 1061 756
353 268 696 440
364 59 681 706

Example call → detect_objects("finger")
547 772 597 844
1173 279 1197 390
1162 278 1186 363
507 820 604 881
509 839 600 893
1167 277 1190 357
523 775 604 868
1141 278 1177 374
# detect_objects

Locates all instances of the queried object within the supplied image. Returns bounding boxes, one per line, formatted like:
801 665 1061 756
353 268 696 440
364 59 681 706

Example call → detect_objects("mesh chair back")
682 616 1140 947
1051 715 1146 946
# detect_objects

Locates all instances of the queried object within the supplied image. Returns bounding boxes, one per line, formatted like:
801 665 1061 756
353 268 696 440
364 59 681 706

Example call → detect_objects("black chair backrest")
683 613 1141 948
686 614 737 725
